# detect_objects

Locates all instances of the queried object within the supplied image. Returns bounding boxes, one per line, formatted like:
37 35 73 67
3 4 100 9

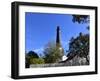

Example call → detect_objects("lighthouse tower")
56 26 64 61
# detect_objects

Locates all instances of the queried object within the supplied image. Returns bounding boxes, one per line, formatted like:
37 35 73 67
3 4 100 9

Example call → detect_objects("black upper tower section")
56 26 61 47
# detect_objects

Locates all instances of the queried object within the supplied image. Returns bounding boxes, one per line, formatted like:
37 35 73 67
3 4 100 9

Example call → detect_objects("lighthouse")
56 26 64 62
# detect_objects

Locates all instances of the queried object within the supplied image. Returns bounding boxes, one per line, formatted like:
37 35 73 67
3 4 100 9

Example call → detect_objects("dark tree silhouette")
27 51 39 58
67 33 89 64
72 15 89 24
25 51 39 68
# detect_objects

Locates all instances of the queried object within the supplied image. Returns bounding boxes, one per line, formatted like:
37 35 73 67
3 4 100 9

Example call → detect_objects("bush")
43 42 64 63
30 58 45 64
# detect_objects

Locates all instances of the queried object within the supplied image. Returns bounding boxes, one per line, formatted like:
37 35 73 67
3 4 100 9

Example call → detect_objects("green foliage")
30 58 45 64
43 42 64 63
25 51 39 67
67 33 89 63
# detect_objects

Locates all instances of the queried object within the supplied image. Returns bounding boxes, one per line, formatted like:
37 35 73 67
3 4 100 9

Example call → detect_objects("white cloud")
33 47 44 54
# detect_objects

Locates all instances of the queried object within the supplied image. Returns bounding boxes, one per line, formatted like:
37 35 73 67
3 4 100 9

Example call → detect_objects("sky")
25 12 89 56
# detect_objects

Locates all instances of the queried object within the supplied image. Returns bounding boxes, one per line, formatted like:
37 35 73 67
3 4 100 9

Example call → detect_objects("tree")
72 15 89 24
66 15 90 65
43 42 64 63
72 15 90 30
67 33 89 64
26 51 39 58
25 51 39 68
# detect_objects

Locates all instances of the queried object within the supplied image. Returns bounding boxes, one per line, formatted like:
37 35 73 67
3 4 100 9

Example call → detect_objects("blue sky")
25 12 89 55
